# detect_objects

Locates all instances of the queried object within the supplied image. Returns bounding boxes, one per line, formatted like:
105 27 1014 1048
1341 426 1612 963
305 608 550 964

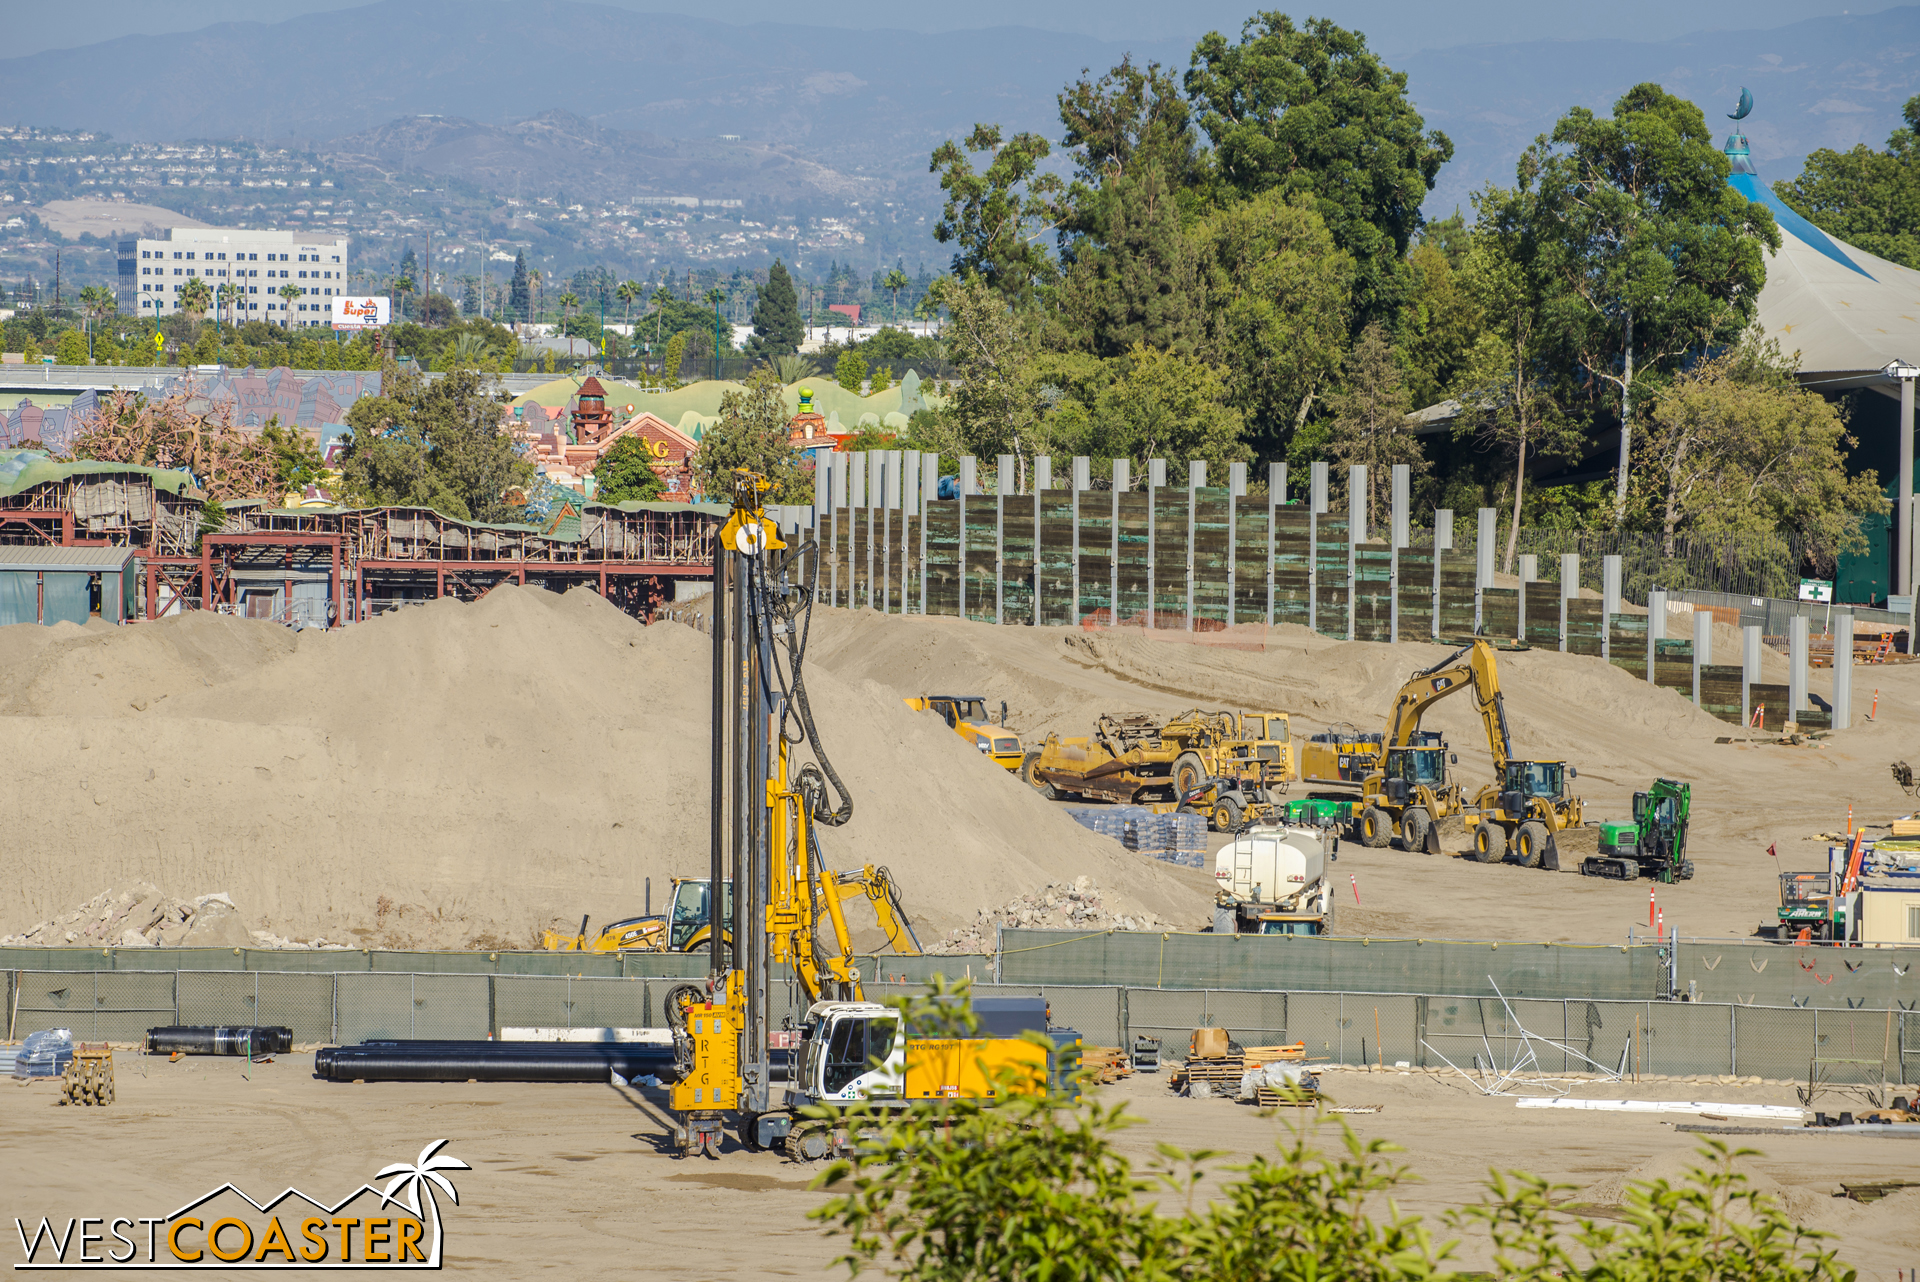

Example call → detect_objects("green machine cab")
1583 778 1693 883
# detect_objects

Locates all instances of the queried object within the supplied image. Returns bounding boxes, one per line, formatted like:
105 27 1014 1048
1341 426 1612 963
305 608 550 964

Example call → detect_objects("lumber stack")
1080 1045 1134 1084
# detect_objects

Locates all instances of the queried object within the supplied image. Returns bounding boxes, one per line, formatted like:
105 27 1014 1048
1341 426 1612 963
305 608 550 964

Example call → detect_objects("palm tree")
78 286 114 361
771 353 812 385
882 268 909 325
391 273 415 325
215 282 241 332
278 281 303 329
528 269 544 330
449 332 488 369
616 279 640 343
557 290 580 357
376 1140 470 1268
177 276 213 327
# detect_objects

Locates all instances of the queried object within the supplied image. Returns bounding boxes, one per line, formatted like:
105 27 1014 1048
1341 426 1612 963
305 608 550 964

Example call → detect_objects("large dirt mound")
0 588 1204 948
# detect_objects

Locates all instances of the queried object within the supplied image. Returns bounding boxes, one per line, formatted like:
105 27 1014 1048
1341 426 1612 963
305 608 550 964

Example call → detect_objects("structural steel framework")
0 472 720 625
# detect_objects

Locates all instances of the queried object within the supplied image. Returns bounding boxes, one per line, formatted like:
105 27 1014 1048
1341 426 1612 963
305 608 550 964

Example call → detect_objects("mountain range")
3 0 1919 218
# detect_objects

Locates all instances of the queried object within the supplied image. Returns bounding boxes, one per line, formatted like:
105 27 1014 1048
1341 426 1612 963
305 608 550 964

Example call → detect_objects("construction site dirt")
0 590 1902 948
3 1061 1915 1275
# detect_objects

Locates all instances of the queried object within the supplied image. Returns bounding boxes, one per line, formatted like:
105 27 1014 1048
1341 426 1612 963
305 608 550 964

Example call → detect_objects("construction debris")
924 877 1173 954
0 883 349 950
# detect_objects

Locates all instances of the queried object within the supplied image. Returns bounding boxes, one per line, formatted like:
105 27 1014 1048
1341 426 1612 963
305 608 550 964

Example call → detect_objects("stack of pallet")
1080 1045 1134 1085
1173 1055 1245 1093
1244 1043 1318 1107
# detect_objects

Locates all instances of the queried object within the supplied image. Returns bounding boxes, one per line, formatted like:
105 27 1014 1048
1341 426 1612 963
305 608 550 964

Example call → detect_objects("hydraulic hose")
754 539 851 827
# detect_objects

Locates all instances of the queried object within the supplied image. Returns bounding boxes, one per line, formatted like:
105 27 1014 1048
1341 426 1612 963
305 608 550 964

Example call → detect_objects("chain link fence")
5 969 1916 1083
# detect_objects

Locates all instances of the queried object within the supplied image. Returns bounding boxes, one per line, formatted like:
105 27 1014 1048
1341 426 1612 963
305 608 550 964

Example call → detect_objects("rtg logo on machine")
12 1141 468 1270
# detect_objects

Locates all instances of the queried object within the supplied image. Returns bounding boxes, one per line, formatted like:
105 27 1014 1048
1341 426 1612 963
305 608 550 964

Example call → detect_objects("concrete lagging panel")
807 459 1823 730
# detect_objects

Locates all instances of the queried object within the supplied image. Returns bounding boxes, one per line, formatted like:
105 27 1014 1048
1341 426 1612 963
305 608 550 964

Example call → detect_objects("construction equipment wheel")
1172 752 1207 797
1212 798 1242 832
1400 807 1432 853
1359 806 1393 848
1021 752 1058 799
1514 822 1551 868
1469 822 1507 864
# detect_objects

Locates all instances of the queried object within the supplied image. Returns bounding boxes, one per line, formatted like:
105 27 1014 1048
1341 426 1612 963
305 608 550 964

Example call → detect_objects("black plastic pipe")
314 1041 674 1083
147 1026 293 1055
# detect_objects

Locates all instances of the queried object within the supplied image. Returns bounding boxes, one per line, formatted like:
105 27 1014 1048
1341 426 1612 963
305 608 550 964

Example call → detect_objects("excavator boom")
1386 641 1512 773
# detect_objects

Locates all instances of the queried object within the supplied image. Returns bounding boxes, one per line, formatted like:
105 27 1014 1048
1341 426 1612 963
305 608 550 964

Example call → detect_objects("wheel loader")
1357 640 1584 867
1463 761 1582 868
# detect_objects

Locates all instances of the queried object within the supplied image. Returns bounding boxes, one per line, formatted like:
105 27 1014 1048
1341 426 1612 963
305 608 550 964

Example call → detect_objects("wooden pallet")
1253 1086 1321 1108
1177 1056 1247 1085
1245 1043 1306 1065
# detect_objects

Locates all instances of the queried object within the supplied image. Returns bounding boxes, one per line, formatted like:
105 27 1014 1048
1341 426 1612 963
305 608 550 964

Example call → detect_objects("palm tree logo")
376 1139 470 1267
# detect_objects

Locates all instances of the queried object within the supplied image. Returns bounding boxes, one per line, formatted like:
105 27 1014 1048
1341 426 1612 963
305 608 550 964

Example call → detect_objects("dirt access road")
4 1055 1914 1277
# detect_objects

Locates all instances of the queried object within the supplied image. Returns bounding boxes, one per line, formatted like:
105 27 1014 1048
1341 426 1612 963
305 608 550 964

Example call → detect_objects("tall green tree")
1192 189 1353 456
509 252 531 321
1397 239 1482 411
690 367 810 503
1321 321 1425 526
936 276 1046 486
1184 14 1453 327
1453 228 1585 572
1494 83 1780 522
930 125 1064 305
1056 56 1205 251
1775 95 1920 270
337 363 531 521
1642 333 1887 566
748 259 803 359
1052 160 1207 359
1080 345 1251 480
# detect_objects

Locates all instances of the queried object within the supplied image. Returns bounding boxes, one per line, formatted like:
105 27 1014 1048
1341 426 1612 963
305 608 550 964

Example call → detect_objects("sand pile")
924 875 1174 954
0 587 1203 949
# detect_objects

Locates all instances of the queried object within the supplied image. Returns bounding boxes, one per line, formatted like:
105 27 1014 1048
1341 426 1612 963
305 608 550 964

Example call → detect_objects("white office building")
117 228 351 326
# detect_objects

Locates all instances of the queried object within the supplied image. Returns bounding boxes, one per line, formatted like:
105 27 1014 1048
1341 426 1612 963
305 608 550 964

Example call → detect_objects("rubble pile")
0 883 344 950
925 876 1173 954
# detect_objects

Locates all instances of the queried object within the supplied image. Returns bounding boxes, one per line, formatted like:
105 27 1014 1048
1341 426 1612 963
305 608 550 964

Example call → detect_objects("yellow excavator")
1356 640 1581 869
541 868 920 956
666 470 1066 1161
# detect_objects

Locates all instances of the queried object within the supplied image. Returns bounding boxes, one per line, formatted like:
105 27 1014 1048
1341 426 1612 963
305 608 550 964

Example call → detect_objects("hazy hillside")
1404 7 1920 215
2 0 1917 223
324 111 880 207
0 0 1174 180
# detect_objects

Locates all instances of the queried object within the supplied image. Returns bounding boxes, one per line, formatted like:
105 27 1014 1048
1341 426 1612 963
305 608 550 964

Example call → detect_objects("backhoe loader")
665 470 1071 1161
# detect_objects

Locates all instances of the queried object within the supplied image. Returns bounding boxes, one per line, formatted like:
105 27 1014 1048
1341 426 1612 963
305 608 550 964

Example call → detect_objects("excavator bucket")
1540 832 1561 872
1422 821 1443 856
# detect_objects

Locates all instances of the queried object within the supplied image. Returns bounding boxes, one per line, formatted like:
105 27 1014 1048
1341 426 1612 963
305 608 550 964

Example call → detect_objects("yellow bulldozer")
1023 709 1293 804
1356 640 1582 868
